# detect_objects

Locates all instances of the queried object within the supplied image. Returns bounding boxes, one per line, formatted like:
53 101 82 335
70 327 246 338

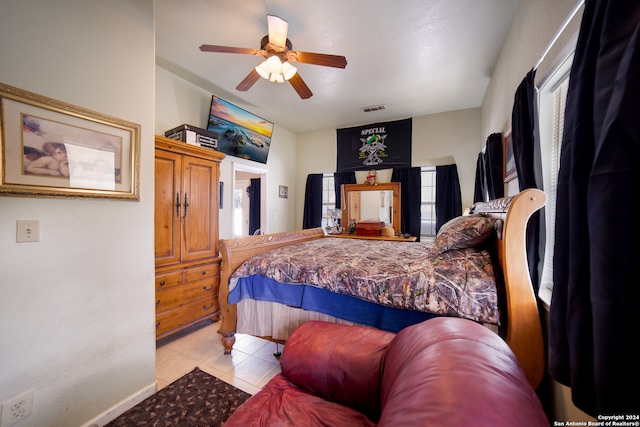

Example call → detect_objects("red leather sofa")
223 317 549 426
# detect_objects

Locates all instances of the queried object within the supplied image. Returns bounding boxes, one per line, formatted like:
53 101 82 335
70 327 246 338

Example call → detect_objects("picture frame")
278 185 288 199
0 82 140 200
503 129 517 182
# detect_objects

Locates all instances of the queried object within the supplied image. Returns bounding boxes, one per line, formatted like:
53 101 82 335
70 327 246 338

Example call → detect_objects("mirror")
341 182 401 234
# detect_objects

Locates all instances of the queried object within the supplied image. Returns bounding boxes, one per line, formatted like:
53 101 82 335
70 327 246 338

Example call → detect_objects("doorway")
232 163 267 237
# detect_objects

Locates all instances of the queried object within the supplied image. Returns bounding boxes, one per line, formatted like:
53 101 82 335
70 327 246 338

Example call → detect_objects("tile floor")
155 320 282 395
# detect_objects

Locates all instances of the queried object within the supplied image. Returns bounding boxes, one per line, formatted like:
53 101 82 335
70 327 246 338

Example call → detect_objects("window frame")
420 166 437 239
536 52 574 306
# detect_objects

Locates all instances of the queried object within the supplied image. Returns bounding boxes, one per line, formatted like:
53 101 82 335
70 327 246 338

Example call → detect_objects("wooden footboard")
217 228 326 353
217 189 546 388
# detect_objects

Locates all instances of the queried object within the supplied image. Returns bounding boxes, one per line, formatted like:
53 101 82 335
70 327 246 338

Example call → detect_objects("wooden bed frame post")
217 228 327 354
218 241 239 354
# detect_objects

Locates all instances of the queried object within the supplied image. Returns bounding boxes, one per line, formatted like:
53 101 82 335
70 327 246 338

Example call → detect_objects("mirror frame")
341 182 401 234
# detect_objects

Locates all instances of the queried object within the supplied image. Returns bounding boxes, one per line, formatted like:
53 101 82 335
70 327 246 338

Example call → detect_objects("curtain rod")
534 0 585 71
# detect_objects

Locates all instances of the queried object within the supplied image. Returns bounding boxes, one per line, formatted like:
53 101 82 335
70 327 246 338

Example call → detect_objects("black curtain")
473 153 487 203
333 171 356 209
483 133 504 200
435 164 462 232
511 69 543 290
549 0 640 416
247 178 260 235
512 69 540 191
391 167 421 241
302 174 323 229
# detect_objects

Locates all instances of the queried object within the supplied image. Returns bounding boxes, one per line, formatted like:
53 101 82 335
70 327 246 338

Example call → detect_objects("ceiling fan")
199 15 347 99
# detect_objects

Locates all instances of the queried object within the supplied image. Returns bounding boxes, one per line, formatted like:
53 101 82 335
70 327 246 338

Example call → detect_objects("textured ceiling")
155 0 520 134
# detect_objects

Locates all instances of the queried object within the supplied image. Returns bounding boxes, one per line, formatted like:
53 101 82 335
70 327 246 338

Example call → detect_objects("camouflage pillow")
432 215 496 255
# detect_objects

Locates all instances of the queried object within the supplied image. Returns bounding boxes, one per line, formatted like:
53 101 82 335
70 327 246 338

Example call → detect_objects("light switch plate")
16 219 40 243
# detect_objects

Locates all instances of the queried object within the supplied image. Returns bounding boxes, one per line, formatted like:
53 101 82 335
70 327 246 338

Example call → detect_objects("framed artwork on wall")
0 82 140 200
503 129 517 182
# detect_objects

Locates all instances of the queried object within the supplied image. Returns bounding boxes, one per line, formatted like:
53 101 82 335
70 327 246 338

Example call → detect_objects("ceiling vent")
362 104 387 112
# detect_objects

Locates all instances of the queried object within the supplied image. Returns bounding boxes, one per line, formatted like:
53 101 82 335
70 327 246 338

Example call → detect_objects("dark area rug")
106 367 251 426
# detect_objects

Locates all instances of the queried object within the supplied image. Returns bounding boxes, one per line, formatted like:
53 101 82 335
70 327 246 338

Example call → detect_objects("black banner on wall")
336 118 412 172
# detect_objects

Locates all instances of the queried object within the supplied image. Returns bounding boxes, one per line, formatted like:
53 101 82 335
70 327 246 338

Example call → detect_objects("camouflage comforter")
230 238 499 325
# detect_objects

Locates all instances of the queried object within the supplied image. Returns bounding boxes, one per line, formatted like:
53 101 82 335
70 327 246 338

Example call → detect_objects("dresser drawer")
155 279 216 312
155 296 218 336
155 270 183 290
184 264 219 283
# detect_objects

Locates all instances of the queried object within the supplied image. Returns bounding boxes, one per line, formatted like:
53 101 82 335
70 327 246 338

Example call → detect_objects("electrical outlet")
1 390 33 427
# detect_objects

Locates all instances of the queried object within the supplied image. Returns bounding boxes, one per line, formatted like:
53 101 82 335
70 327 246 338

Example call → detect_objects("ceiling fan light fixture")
266 55 282 74
281 62 297 80
270 73 284 83
255 61 270 79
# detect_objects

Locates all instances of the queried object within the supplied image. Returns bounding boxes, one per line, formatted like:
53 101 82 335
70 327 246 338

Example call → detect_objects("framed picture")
503 129 517 182
278 185 288 199
0 82 140 200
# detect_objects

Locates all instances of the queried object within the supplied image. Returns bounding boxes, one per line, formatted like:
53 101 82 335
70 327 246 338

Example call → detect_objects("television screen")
207 95 274 164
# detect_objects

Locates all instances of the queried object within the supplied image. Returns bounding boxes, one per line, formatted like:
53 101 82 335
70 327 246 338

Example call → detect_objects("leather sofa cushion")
280 321 395 420
224 374 376 427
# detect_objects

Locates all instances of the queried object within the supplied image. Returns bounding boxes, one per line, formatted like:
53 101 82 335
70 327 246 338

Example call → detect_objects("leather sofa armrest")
280 321 395 420
378 317 549 427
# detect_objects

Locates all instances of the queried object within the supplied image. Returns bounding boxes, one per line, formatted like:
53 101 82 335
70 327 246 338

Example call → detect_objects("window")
321 174 335 229
537 53 573 305
420 167 437 238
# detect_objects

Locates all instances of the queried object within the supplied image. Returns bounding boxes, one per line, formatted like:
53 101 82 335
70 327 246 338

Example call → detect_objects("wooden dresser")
154 135 225 340
326 233 417 242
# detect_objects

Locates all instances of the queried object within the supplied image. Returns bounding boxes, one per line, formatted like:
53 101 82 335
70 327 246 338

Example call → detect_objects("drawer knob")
159 280 166 286
203 286 213 291
203 303 214 310
156 322 160 329
156 299 161 307
201 271 207 276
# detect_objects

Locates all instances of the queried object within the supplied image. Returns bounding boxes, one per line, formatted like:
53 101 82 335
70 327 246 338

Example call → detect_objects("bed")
217 188 546 388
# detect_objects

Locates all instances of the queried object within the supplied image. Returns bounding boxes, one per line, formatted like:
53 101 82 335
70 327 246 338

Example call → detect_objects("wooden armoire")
154 135 225 340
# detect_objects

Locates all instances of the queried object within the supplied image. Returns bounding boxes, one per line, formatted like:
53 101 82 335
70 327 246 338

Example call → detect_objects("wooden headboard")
469 188 546 388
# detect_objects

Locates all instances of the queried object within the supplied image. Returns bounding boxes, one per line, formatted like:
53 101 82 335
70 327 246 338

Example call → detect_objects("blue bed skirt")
228 275 435 333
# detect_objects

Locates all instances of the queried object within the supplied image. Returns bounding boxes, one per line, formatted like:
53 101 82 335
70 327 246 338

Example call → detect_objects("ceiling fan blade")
286 51 347 69
236 69 261 92
267 15 288 49
288 73 313 99
200 44 260 55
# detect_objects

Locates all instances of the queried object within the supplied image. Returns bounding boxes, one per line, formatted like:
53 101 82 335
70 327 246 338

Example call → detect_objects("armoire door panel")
181 156 218 262
154 151 182 266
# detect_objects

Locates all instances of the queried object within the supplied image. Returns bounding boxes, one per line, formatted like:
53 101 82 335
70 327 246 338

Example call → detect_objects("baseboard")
80 381 157 427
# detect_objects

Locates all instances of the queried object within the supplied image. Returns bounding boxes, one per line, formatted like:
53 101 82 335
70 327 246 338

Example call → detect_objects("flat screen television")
207 95 274 164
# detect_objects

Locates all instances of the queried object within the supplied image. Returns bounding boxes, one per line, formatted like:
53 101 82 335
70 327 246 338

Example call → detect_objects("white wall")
481 0 581 140
155 66 298 236
0 1 156 426
412 108 481 208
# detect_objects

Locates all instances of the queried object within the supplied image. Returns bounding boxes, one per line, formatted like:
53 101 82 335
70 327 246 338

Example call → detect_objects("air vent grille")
362 104 387 112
